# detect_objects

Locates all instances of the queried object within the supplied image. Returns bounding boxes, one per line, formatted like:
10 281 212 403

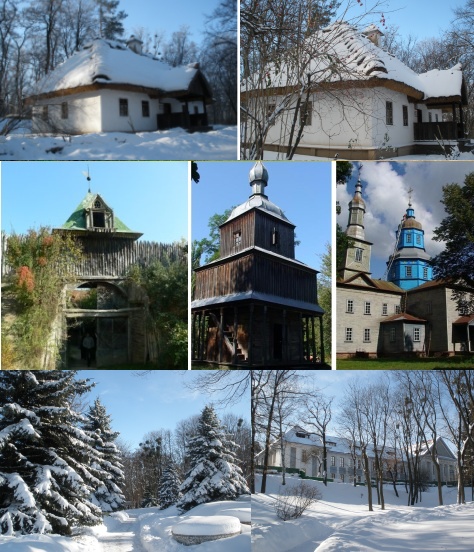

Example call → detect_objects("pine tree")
83 397 125 513
0 371 103 535
140 487 159 508
95 0 127 39
159 462 182 509
177 405 250 513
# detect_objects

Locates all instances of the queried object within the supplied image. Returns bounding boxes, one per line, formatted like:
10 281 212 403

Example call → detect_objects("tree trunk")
363 450 373 512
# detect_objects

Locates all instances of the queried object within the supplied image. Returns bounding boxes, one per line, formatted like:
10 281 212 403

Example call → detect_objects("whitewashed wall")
32 93 101 134
100 89 159 132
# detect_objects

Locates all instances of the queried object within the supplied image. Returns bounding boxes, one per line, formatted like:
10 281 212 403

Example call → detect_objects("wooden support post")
299 312 304 362
248 304 254 365
199 311 206 361
218 308 224 363
232 306 238 365
191 312 196 360
283 309 287 361
311 315 316 364
263 305 268 365
319 316 325 364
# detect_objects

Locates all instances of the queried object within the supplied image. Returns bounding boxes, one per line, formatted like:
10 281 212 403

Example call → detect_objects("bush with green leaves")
3 227 82 368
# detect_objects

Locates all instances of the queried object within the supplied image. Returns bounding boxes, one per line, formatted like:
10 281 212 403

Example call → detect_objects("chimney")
126 35 143 55
362 24 384 47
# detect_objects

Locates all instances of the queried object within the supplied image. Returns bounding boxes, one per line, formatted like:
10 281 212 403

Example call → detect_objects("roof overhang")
241 76 425 102
26 77 213 104
191 290 324 315
53 227 143 240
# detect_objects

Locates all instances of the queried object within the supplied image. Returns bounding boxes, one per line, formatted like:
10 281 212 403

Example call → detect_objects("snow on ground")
0 533 102 552
252 474 474 552
262 150 474 161
0 126 238 160
0 497 251 552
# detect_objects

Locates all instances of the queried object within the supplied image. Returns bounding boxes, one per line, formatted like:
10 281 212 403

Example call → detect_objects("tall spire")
346 178 366 241
339 177 373 280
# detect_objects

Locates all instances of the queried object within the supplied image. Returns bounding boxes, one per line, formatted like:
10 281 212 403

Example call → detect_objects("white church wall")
337 286 403 357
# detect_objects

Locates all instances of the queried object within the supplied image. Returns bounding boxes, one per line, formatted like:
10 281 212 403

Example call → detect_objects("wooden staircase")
207 313 247 363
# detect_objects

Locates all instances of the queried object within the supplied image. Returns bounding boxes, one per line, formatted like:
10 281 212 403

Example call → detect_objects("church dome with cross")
386 189 433 290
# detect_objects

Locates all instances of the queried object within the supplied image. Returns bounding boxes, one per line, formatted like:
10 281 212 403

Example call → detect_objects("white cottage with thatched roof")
27 37 213 134
242 21 468 159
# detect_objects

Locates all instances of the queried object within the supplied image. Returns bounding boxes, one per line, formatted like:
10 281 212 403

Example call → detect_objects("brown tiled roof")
381 312 427 323
453 315 474 325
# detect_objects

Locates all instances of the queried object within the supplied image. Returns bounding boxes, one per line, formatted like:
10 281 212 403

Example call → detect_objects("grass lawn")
68 364 186 370
337 355 474 370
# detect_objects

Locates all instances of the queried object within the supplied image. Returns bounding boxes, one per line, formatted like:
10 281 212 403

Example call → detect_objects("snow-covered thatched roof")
28 39 211 100
245 21 466 104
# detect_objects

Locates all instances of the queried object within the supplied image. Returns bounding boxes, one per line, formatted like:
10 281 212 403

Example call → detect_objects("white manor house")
258 425 458 485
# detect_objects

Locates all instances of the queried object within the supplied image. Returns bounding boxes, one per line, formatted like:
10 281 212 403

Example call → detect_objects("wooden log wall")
220 211 295 259
194 251 317 304
75 238 185 277
1 235 186 278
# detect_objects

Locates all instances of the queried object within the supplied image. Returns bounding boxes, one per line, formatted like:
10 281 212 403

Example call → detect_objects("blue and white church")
386 191 433 290
337 179 473 359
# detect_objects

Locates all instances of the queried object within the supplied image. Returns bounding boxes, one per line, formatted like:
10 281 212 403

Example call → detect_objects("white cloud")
337 161 474 277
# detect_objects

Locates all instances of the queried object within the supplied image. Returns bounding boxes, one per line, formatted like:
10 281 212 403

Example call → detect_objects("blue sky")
119 0 226 48
1 162 188 244
80 370 250 450
341 0 463 42
192 161 332 273
337 161 474 278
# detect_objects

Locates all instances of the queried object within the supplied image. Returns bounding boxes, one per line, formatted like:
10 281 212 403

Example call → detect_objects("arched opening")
65 281 130 367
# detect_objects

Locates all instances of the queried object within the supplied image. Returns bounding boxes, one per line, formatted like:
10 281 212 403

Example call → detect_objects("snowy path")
99 513 146 552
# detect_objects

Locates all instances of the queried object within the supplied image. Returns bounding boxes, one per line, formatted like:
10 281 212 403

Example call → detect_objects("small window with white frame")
363 328 371 342
413 327 421 342
382 303 388 315
345 327 353 342
364 301 371 315
355 248 363 262
347 299 354 313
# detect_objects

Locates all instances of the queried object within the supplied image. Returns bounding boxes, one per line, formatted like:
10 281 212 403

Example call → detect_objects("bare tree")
253 370 300 493
200 0 237 124
438 370 474 504
303 390 333 486
240 0 390 159
342 380 374 511
361 380 392 510
163 25 198 67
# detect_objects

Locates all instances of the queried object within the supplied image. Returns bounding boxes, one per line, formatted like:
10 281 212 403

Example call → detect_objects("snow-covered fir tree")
177 405 250 512
82 397 125 513
0 371 103 536
159 461 182 509
140 487 159 508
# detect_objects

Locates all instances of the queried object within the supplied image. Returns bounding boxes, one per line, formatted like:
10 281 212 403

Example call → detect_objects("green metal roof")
60 192 142 238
